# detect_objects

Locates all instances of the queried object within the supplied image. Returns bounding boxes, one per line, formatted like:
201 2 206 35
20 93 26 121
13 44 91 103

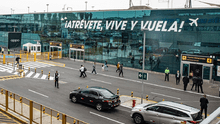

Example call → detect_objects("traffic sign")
138 72 148 80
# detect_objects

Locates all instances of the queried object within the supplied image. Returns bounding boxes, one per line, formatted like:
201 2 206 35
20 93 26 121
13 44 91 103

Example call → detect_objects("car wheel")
133 114 144 124
96 103 103 111
71 96 77 103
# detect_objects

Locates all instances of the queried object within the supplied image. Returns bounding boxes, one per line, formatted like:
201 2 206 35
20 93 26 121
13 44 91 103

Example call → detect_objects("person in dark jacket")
54 71 60 88
182 76 189 91
91 62 97 74
197 77 204 93
175 70 181 85
191 77 197 91
200 94 209 118
15 56 21 65
119 64 123 77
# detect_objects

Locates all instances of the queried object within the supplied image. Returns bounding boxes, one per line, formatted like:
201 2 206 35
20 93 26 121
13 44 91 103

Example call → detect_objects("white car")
131 101 202 124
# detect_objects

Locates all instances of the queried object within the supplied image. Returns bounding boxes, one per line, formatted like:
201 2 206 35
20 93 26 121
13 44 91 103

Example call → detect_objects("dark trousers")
201 107 207 118
119 71 123 76
16 60 19 65
184 83 188 91
198 85 203 93
92 69 97 74
176 78 180 85
55 79 59 88
83 72 87 77
191 83 197 90
80 72 85 78
116 68 120 72
165 74 169 81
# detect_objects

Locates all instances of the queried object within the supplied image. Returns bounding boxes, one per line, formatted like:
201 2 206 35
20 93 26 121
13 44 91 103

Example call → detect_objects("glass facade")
0 8 220 80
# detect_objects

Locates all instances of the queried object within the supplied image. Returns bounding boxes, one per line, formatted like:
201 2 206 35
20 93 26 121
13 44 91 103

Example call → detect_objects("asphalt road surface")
0 59 219 124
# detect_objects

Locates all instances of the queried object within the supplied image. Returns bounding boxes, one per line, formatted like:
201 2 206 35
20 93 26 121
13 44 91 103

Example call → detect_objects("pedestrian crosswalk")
0 62 54 80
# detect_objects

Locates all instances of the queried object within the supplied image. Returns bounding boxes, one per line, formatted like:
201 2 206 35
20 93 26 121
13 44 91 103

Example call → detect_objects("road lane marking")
26 72 34 77
28 89 49 98
151 92 181 100
90 111 125 124
91 79 112 84
65 66 220 99
33 73 40 78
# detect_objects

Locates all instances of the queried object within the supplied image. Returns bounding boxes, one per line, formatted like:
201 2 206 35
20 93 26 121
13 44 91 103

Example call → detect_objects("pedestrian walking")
119 64 123 77
104 60 108 71
200 94 209 118
54 71 60 88
191 77 197 91
197 77 204 93
156 57 160 68
164 67 170 81
175 53 179 61
175 70 181 85
15 56 21 65
1 47 4 54
79 65 85 78
189 70 193 79
83 66 87 77
91 62 97 74
116 62 120 72
8 49 10 54
131 56 134 67
182 76 189 91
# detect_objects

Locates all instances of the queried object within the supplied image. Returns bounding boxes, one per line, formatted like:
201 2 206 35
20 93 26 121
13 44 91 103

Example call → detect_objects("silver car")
131 101 202 124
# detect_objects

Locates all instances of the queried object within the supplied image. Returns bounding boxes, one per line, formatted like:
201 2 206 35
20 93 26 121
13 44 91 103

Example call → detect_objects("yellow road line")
0 75 22 81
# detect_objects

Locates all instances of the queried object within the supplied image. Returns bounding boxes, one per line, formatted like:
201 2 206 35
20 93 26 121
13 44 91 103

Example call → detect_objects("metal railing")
0 87 88 124
200 107 220 124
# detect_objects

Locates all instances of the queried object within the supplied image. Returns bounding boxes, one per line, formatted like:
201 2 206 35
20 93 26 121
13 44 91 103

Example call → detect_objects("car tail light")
188 121 198 124
180 121 186 124
103 100 111 103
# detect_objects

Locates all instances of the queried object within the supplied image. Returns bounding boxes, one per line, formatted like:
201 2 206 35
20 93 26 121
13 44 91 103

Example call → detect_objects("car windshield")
99 89 115 98
191 111 202 121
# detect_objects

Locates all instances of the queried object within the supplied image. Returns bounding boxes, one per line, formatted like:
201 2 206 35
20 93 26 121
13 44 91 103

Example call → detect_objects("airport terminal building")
0 8 220 81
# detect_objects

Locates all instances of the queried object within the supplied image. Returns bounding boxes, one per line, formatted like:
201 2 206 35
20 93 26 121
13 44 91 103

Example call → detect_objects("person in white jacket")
54 71 60 88
79 65 85 78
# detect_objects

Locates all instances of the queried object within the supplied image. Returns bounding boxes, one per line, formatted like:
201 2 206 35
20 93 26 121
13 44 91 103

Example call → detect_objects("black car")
69 87 120 111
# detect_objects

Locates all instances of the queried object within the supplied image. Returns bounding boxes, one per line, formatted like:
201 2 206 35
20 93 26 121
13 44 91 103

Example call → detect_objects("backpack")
84 68 87 71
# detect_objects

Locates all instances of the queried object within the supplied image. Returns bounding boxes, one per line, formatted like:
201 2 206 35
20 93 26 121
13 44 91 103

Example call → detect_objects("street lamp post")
28 7 29 13
141 28 147 104
46 4 49 12
85 1 87 11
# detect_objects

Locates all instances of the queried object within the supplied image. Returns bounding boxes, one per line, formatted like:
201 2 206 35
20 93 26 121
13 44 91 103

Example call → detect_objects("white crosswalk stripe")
0 62 54 80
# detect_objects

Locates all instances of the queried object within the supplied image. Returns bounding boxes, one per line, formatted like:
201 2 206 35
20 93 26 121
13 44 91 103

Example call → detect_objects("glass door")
182 64 189 76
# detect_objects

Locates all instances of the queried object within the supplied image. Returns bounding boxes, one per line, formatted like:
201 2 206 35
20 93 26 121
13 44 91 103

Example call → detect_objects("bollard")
23 66 24 70
132 100 136 108
78 87 80 90
12 63 13 67
146 95 148 101
86 85 88 88
35 68 36 73
20 97 22 103
57 113 59 120
162 99 165 101
43 107 45 114
73 119 76 124
48 71 50 80
7 62 8 65
1 89 3 94
10 93 12 98
23 72 25 77
28 67 30 71
131 91 133 97
117 88 119 95
41 70 43 74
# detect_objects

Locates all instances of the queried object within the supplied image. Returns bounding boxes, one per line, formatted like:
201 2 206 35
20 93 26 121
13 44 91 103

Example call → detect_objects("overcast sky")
0 0 219 15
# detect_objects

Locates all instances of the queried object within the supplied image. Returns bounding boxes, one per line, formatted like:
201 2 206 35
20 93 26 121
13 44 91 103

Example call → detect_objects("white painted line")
33 73 40 78
24 70 28 74
26 72 34 77
41 75 47 79
65 66 220 99
28 89 48 98
50 77 54 80
90 111 125 124
13 72 19 75
91 79 112 85
151 92 181 100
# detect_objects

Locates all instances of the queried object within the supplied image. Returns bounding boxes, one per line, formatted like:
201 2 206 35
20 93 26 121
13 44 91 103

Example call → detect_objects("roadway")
0 59 219 124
